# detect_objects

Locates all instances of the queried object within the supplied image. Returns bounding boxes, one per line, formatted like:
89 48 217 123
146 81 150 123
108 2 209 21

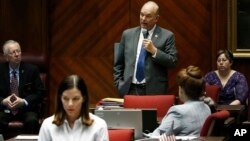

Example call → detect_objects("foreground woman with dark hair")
38 74 109 141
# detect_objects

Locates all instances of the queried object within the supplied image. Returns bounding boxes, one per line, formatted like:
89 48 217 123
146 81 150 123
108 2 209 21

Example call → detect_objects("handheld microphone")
142 29 149 39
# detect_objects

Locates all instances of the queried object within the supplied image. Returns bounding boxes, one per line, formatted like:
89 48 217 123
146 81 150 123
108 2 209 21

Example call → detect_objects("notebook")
94 108 157 139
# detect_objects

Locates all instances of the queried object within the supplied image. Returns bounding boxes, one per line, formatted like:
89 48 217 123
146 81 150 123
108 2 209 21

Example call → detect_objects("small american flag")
159 120 175 141
159 133 175 141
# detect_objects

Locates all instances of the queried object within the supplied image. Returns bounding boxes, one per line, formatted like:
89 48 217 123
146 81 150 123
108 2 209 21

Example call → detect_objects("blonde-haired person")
38 74 109 141
150 66 211 137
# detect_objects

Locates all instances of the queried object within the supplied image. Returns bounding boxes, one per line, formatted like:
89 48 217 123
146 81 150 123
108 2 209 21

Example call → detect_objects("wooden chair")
123 95 176 120
108 129 134 141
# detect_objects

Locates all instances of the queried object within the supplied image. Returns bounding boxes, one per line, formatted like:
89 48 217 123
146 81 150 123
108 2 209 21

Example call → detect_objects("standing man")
0 40 45 137
114 1 178 97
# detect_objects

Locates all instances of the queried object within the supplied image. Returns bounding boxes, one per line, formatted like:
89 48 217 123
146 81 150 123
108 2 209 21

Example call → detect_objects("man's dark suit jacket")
0 61 45 113
114 25 178 97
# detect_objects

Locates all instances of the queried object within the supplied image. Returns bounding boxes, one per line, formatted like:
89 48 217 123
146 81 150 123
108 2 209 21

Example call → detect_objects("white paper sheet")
15 135 38 139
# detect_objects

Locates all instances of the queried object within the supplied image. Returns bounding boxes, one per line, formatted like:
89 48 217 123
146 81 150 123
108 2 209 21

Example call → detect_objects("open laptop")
94 108 157 139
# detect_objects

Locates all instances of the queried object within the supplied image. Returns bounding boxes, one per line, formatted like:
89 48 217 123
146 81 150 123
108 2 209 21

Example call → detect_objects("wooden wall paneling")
0 0 49 114
2 0 249 117
0 0 48 56
49 0 130 113
0 1 3 44
213 0 250 90
49 0 214 113
211 0 228 70
48 0 249 114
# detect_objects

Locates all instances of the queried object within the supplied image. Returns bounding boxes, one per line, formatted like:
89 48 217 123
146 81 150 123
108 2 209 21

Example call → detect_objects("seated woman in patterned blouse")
205 49 249 121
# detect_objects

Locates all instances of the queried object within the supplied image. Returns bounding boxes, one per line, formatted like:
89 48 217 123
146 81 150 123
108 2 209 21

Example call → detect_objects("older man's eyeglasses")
8 49 21 56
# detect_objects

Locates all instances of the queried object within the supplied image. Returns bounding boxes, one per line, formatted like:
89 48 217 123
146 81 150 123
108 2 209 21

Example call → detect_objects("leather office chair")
200 110 231 136
123 95 176 120
108 129 134 141
205 85 220 102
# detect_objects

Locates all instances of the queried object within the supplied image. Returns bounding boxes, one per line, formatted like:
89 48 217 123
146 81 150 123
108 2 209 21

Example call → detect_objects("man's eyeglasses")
8 49 21 56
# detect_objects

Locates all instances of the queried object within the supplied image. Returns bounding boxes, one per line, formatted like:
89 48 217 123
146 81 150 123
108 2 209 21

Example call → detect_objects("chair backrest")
108 129 134 141
205 85 221 102
200 110 230 136
123 95 176 119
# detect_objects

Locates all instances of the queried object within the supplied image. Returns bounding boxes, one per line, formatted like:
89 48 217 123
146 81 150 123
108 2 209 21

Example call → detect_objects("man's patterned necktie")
10 70 18 114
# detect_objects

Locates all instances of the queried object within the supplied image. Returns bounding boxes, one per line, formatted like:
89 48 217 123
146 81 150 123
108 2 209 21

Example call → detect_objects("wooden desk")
216 105 245 113
216 105 246 124
6 135 38 141
199 136 225 141
6 139 37 141
135 136 225 141
8 136 225 141
6 138 37 141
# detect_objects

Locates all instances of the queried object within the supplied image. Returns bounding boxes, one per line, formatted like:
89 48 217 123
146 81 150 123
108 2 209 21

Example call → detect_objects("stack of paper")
15 135 39 140
99 97 124 107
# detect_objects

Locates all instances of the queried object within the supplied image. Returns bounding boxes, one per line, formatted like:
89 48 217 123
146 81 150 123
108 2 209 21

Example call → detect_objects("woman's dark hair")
53 74 93 126
216 49 234 63
176 65 205 100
